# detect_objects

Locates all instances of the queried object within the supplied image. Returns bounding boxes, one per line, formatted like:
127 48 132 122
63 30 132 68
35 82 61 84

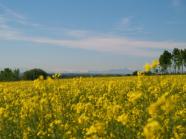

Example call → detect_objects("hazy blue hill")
88 68 132 75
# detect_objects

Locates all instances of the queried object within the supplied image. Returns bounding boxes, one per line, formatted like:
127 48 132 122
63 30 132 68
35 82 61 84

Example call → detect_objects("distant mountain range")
88 68 133 75
45 68 134 75
59 68 133 78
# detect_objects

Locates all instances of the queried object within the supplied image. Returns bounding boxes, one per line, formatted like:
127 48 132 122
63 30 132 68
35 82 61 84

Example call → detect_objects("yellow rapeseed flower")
144 63 151 72
117 114 128 125
151 59 159 69
143 120 161 139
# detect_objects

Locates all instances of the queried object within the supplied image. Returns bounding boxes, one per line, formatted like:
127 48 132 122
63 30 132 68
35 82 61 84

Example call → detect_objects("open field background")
0 75 186 138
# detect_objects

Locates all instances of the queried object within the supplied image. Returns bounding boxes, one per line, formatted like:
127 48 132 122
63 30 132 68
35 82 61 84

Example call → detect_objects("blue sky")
0 0 186 72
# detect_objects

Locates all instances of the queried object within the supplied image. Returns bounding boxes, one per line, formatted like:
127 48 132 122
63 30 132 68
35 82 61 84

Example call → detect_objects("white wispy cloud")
0 4 185 58
0 3 25 20
0 3 41 28
2 32 185 57
115 16 149 35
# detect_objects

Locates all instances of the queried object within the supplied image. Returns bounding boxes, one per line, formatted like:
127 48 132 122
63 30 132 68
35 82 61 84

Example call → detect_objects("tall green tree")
13 69 20 80
183 49 186 72
172 48 182 73
159 50 172 73
180 49 185 73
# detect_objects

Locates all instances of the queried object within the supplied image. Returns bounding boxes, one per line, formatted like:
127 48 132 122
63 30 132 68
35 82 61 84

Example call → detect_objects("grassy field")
0 75 186 139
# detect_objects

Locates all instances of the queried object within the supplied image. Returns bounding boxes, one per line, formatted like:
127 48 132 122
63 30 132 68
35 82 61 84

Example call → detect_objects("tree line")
159 48 186 74
1 48 186 81
0 68 48 81
0 68 20 81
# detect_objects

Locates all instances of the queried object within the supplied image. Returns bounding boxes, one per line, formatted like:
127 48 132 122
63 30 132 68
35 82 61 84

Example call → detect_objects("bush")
132 71 138 76
22 68 48 80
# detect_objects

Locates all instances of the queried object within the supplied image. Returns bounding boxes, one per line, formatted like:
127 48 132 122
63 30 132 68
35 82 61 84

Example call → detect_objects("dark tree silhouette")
22 68 48 80
172 48 182 73
0 68 20 81
159 50 172 73
182 49 186 72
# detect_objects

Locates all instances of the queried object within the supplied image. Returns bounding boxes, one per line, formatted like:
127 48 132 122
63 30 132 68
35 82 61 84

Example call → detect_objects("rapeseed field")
0 75 185 139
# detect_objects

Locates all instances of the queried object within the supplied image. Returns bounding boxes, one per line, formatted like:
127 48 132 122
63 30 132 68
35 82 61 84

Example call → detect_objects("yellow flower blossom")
86 122 105 136
151 59 159 69
144 63 151 72
127 91 142 102
117 114 128 125
143 120 161 139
